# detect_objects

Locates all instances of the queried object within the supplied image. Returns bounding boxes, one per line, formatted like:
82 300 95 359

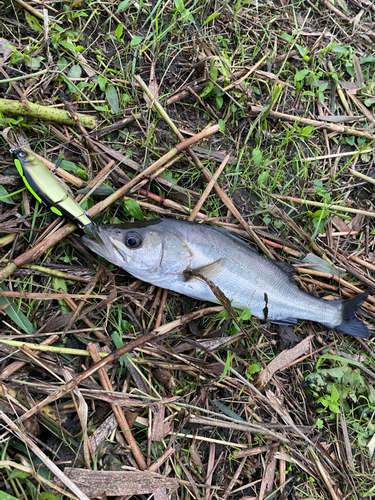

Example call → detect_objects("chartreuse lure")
12 148 92 228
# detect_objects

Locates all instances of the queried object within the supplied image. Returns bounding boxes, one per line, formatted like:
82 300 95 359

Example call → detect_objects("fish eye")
125 231 142 249
18 151 27 158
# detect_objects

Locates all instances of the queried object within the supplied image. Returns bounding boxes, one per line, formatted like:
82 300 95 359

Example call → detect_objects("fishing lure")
12 148 92 228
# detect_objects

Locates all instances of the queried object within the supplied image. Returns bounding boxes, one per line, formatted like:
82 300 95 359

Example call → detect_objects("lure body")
12 149 91 228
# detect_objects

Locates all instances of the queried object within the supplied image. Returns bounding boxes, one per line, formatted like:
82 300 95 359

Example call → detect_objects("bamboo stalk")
349 168 375 186
0 339 109 358
249 105 375 140
0 291 107 299
0 99 97 129
0 334 59 379
274 194 375 217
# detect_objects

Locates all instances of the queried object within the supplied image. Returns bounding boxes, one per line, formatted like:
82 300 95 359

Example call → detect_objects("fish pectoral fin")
274 260 296 278
184 259 227 281
268 317 298 325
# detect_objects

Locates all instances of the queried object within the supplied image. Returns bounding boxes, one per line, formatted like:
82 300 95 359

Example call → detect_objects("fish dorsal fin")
184 259 226 281
274 260 295 278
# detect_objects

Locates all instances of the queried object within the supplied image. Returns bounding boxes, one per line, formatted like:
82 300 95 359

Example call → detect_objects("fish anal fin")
269 317 298 326
184 259 226 282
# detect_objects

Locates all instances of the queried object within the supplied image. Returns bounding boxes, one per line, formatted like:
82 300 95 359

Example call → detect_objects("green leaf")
359 56 375 64
53 278 70 313
218 119 225 131
116 0 130 12
59 159 79 172
281 32 293 42
30 56 44 69
295 69 310 82
209 60 218 82
124 199 144 220
331 45 348 54
174 0 184 12
97 75 107 91
40 494 60 500
130 36 143 46
0 283 36 334
248 363 261 374
216 96 223 109
204 12 219 23
0 490 19 500
200 80 214 98
0 185 15 205
105 84 119 114
68 64 82 79
239 308 252 321
111 332 128 366
59 40 77 51
258 170 269 186
57 57 68 71
116 23 124 40
9 470 30 480
252 148 262 167
25 11 42 32
200 58 219 98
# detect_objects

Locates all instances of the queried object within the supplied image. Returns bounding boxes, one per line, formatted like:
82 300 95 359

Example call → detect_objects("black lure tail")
333 292 370 338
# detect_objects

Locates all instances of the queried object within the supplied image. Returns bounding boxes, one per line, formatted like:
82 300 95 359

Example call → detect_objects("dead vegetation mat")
0 0 375 499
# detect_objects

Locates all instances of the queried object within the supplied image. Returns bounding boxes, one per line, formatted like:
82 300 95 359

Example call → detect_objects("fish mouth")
81 224 127 263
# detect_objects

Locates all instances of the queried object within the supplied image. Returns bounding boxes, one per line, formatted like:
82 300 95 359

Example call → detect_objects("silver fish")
82 219 370 337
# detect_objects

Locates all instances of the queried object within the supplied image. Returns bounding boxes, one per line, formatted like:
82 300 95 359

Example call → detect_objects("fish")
81 218 370 338
11 148 92 228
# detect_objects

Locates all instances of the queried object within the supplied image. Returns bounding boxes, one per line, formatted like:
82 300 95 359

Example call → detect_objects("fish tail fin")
333 292 370 338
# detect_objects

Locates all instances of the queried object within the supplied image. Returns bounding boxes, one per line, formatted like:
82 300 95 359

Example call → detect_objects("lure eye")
18 151 27 158
125 231 142 249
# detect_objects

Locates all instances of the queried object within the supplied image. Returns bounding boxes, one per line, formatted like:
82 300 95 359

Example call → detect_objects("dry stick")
274 194 375 218
222 53 269 92
0 126 219 283
298 276 375 313
135 75 273 258
0 334 59 379
87 343 147 470
0 412 91 500
188 151 232 221
64 268 106 334
0 291 108 299
305 149 372 161
13 0 46 20
249 105 375 141
297 267 375 304
222 457 247 500
154 288 169 329
62 293 105 341
349 168 375 186
22 264 92 283
16 306 222 423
